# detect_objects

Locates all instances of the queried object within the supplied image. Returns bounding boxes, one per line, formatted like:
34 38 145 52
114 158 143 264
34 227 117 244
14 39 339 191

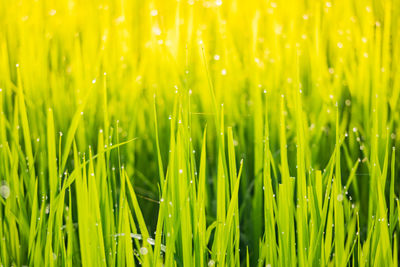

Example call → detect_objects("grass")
0 0 399 266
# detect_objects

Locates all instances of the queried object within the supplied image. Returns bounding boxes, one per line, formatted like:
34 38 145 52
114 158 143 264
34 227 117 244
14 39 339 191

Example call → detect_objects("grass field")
0 0 399 266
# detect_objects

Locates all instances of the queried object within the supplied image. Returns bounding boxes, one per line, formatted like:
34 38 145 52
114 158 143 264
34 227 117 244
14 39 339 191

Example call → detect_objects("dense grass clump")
0 0 400 266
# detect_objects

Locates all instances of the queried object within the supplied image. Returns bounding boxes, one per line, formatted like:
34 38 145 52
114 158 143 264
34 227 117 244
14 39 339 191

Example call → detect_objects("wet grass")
0 0 400 266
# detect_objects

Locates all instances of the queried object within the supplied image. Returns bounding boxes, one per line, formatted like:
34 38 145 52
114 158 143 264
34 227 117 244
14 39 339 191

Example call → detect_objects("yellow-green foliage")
0 0 399 266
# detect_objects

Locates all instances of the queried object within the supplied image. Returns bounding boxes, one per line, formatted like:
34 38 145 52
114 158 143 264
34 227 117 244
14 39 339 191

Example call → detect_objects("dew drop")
150 9 158 16
140 247 148 255
0 181 10 199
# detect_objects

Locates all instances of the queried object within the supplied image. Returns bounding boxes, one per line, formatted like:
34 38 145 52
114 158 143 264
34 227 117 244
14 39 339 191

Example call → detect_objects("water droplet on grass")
150 9 158 16
140 247 148 255
0 181 10 199
147 238 155 245
152 26 161 36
